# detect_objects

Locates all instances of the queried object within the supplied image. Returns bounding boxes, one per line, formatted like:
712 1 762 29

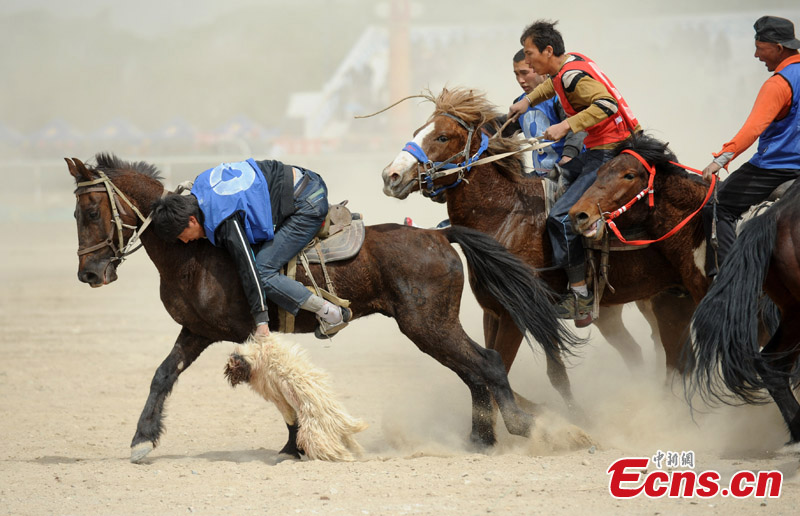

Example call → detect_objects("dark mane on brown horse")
423 88 527 182
91 152 163 181
614 135 706 185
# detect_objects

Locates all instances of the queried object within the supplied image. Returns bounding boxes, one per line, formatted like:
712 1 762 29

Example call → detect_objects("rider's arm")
525 78 556 107
214 213 269 326
561 72 618 134
555 99 586 158
712 73 793 167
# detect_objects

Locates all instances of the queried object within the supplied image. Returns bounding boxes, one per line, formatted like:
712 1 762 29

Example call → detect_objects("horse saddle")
302 201 365 264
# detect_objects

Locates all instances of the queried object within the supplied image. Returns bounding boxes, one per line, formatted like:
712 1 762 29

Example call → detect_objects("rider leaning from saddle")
508 19 641 327
701 15 800 280
150 159 351 338
511 48 586 178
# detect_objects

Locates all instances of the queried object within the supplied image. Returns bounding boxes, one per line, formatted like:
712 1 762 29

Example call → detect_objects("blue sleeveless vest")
749 61 800 170
190 159 274 246
515 93 566 174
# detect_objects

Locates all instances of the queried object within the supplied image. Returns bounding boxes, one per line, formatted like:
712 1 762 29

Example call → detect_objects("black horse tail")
684 209 780 406
442 224 583 359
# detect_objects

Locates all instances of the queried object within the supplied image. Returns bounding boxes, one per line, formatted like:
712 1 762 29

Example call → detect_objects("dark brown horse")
685 179 800 446
381 90 693 411
67 153 578 462
568 135 719 373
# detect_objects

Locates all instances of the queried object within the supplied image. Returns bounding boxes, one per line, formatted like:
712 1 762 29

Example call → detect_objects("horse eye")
88 210 100 220
436 135 449 143
624 173 636 180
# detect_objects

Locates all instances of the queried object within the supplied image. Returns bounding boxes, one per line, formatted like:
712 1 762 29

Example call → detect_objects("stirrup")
314 307 352 339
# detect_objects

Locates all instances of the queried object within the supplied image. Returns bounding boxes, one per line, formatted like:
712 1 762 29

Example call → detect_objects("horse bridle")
402 113 490 198
599 149 717 246
74 170 150 263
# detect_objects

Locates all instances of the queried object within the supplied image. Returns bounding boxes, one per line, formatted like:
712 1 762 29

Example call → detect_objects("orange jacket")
715 54 800 164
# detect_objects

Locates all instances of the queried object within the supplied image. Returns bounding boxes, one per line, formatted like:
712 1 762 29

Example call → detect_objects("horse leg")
650 292 696 375
759 319 800 445
130 327 213 463
480 311 541 416
398 316 532 448
593 304 645 372
636 298 664 364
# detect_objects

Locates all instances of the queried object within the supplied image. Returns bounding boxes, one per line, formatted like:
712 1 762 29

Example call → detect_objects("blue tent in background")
213 115 278 142
151 117 198 142
90 117 145 143
32 118 84 144
0 122 23 144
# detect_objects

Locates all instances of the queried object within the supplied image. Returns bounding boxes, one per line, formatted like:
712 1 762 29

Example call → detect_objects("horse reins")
600 149 717 246
401 113 554 197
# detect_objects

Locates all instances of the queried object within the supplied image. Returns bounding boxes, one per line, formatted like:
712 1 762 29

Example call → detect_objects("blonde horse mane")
423 87 527 180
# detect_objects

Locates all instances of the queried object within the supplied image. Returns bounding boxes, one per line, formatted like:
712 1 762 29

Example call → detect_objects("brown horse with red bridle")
382 90 696 413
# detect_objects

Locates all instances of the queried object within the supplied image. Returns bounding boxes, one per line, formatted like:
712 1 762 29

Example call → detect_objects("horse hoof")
130 442 154 463
776 441 800 456
276 452 301 463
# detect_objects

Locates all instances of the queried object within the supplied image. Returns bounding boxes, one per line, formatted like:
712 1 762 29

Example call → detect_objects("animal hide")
226 333 367 461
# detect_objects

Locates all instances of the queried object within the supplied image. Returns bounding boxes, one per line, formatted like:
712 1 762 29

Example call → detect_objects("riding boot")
554 291 594 328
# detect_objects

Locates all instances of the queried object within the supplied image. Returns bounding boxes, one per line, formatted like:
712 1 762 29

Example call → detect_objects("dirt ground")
1 218 799 516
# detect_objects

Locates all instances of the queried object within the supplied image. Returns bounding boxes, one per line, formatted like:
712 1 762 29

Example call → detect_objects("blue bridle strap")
402 131 490 197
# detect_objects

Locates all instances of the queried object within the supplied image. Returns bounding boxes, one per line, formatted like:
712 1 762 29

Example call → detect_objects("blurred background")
1 0 799 226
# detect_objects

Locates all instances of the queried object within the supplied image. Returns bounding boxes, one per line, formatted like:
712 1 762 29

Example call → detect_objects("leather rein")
600 149 717 246
401 113 553 197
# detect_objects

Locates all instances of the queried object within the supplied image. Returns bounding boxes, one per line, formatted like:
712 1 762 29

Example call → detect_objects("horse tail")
442 225 583 359
684 209 779 406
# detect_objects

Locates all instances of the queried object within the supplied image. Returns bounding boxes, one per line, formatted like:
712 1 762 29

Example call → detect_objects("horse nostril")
576 212 589 223
78 270 99 284
390 173 400 184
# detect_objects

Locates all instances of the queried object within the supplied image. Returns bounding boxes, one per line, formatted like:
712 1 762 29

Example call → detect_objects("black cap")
754 16 800 50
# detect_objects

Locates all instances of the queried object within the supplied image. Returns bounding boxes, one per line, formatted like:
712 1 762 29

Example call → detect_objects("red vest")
551 53 638 148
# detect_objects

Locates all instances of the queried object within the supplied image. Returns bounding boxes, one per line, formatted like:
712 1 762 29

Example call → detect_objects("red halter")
602 150 717 246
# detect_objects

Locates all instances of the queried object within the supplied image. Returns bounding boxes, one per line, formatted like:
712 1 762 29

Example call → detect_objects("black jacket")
211 159 295 325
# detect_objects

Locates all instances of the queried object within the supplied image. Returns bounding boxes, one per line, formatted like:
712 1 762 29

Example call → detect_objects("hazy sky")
0 0 271 37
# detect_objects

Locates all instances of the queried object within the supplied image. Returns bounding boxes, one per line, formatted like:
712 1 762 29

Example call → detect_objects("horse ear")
65 158 79 179
66 157 95 181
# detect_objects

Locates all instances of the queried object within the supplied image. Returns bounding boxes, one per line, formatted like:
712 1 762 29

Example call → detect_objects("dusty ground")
1 219 799 516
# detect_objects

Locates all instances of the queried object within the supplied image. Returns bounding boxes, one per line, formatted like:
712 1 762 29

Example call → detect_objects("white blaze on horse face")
382 122 435 196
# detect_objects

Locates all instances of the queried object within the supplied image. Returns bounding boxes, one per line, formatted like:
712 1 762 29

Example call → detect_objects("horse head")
66 155 156 287
569 135 678 239
382 88 502 203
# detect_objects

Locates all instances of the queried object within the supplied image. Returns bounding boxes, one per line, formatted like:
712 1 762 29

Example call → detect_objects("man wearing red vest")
508 19 641 327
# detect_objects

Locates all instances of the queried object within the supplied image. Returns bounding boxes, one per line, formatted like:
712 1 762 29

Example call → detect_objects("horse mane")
424 88 526 180
614 134 704 185
92 152 164 183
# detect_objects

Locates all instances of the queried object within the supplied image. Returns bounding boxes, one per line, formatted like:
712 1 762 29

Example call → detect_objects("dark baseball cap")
754 16 800 49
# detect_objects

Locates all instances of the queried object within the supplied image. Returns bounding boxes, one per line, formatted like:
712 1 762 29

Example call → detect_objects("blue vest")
191 159 274 246
515 93 566 175
749 61 800 170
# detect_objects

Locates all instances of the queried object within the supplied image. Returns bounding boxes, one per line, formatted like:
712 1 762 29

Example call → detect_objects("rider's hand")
254 323 270 338
702 161 722 182
508 97 531 121
558 155 573 165
544 120 570 142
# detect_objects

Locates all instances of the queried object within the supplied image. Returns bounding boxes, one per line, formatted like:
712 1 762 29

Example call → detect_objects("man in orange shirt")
702 16 800 279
